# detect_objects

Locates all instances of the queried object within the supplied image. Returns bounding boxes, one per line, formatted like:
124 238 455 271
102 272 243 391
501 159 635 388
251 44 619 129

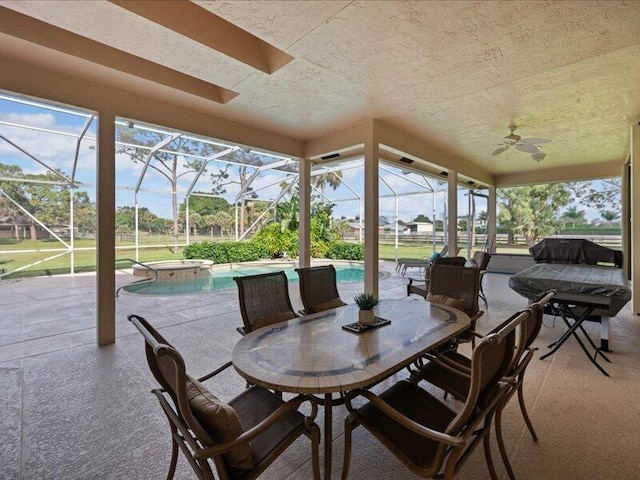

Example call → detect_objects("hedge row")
183 239 365 262
326 242 365 261
183 241 269 263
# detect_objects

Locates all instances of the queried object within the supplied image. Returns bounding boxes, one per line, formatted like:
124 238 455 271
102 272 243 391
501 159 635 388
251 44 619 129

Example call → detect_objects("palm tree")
601 210 620 227
561 205 587 229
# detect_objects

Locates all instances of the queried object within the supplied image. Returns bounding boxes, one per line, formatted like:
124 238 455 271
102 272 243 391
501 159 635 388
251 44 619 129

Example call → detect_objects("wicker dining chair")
407 256 467 298
426 263 483 345
233 271 298 335
295 265 346 315
341 309 528 480
413 290 556 480
128 314 321 480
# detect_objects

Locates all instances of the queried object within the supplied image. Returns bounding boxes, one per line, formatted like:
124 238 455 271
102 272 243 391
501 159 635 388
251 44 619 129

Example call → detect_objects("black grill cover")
529 238 622 267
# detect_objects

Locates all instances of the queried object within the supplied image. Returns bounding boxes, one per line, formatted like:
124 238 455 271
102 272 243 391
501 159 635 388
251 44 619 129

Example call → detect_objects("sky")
0 93 612 225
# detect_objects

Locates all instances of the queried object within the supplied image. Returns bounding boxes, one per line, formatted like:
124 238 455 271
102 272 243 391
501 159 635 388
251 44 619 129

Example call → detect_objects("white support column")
621 163 630 279
96 111 116 346
298 158 311 268
631 125 640 315
364 121 379 295
447 171 458 254
488 185 497 253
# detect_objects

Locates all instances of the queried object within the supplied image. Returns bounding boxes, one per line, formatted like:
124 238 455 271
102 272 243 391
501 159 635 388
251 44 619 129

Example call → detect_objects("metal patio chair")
341 309 527 480
233 271 298 335
412 290 556 479
426 263 484 346
407 256 467 298
295 265 346 315
128 314 321 480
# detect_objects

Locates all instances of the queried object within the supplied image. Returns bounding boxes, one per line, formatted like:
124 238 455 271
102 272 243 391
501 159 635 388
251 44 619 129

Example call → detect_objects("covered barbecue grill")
529 238 623 267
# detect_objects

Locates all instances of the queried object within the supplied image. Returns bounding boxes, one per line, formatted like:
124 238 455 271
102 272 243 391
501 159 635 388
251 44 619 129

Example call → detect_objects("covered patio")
1 2 640 479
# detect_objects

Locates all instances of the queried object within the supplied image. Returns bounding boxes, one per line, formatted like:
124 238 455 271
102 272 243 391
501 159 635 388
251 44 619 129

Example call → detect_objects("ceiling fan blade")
519 137 551 145
492 145 510 156
515 143 539 154
515 143 540 154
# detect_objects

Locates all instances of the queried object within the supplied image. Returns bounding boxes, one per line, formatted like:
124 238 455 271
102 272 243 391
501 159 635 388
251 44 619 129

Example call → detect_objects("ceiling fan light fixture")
503 132 521 144
531 152 546 162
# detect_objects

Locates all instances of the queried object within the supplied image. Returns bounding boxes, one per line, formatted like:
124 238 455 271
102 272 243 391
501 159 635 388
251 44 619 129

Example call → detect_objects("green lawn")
0 236 530 278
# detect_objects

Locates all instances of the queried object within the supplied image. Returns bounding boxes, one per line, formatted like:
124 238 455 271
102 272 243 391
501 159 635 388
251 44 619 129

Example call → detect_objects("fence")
374 232 622 248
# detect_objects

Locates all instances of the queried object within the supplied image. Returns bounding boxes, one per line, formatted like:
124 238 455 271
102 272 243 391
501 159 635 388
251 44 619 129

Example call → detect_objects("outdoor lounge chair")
233 271 298 335
127 314 321 480
341 309 528 480
413 290 555 480
396 245 461 276
295 265 346 315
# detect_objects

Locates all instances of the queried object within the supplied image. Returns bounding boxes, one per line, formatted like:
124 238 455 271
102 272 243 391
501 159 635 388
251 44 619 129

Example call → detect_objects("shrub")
310 240 329 259
326 242 364 261
251 223 299 258
183 240 268 263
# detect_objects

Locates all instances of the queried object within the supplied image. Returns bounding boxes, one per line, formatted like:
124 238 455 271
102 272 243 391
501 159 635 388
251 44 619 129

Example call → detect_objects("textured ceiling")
2 0 640 176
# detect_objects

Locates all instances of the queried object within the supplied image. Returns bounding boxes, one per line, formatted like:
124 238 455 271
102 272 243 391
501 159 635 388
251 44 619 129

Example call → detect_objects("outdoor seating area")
2 263 640 480
1 2 639 479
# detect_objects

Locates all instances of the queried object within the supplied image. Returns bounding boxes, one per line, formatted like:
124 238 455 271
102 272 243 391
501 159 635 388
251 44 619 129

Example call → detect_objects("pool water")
122 264 369 295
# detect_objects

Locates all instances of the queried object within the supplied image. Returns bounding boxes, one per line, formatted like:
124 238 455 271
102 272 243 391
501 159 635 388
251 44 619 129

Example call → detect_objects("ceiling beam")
0 6 238 104
493 160 623 187
109 0 294 74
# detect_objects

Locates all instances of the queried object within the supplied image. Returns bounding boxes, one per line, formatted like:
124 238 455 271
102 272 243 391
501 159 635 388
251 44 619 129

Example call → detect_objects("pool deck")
2 261 640 479
0 261 405 363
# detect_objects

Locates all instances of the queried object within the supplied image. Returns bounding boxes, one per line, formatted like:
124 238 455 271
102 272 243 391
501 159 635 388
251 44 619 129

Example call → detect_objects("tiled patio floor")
1 261 639 479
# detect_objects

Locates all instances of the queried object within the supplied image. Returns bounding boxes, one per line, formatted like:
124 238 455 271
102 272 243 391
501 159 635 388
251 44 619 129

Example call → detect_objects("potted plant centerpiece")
354 292 379 327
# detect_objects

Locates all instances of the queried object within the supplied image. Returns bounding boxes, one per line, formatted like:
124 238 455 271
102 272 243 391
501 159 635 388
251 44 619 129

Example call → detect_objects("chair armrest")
345 389 465 447
425 355 472 379
195 394 316 458
196 361 233 383
470 311 485 322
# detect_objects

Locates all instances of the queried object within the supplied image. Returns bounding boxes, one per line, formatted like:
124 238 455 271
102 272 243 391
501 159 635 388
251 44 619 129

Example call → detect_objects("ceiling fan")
492 126 551 161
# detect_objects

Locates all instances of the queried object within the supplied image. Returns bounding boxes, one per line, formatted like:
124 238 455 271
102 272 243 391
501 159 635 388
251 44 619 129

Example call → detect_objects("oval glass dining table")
232 297 470 480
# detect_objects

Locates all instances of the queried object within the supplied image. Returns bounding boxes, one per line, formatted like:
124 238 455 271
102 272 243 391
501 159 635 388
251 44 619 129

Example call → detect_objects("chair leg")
483 425 499 480
495 405 517 480
518 382 538 441
166 437 179 480
341 417 356 480
310 424 322 480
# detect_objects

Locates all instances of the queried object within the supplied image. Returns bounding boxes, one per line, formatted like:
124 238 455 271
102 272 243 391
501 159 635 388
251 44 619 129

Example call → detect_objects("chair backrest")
433 256 467 267
234 271 297 333
428 264 481 318
471 251 491 271
295 265 346 314
524 290 556 351
127 314 214 446
446 309 529 435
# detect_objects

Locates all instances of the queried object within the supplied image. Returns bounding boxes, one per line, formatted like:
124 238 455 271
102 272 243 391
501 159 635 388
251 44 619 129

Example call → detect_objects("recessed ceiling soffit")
108 0 294 74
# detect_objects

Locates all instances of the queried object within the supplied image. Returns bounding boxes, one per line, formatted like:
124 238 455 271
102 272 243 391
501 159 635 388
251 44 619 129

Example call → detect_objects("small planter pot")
358 309 375 327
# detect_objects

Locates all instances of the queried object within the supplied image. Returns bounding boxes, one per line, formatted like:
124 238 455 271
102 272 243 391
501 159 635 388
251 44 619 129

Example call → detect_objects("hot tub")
132 260 214 281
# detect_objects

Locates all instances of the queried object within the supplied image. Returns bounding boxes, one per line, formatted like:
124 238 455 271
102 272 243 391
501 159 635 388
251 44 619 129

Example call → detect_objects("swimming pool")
122 263 372 295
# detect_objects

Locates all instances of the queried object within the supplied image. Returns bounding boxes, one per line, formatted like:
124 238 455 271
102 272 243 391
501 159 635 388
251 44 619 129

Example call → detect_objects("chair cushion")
426 293 466 311
186 377 255 470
